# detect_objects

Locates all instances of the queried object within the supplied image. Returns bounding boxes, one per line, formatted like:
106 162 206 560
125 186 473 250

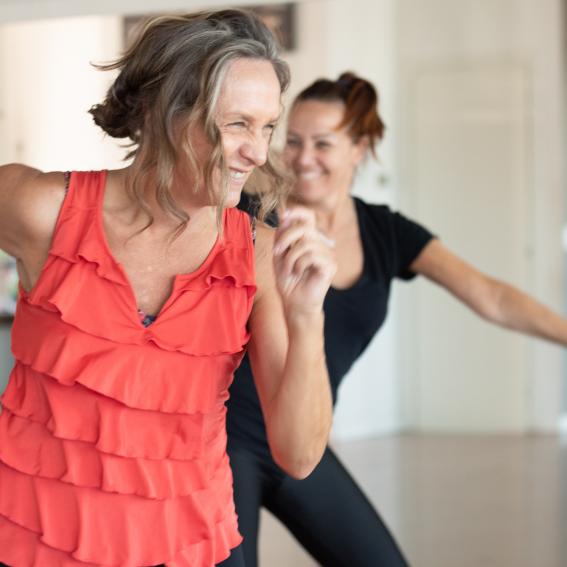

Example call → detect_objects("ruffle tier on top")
0 171 256 567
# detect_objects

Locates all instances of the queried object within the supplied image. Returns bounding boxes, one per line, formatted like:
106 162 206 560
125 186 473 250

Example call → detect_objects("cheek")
324 154 344 173
283 146 298 165
220 133 240 156
327 158 355 182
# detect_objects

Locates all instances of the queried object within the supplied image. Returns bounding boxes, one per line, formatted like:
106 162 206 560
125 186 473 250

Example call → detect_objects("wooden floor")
257 433 567 567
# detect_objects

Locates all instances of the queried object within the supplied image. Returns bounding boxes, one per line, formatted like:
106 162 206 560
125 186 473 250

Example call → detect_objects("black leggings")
228 445 409 567
0 545 244 567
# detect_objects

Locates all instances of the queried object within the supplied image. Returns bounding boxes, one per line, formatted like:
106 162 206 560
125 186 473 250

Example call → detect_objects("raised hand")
273 207 336 315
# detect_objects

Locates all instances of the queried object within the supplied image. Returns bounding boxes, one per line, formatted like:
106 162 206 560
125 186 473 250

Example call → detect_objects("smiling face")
284 99 367 207
187 57 282 207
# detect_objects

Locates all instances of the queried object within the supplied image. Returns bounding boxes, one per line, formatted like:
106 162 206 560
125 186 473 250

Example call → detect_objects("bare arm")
247 211 335 479
0 164 66 289
411 239 567 345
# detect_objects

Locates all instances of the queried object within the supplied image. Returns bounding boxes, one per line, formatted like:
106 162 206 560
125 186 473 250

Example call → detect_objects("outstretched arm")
247 208 335 479
411 239 567 345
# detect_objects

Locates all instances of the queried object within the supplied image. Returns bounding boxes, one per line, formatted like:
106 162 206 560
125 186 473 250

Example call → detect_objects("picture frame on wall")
123 3 296 51
245 3 296 50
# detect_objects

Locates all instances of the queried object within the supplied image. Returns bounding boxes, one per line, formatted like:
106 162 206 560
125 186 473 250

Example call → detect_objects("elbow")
475 301 500 324
267 427 329 479
470 278 506 325
287 463 317 481
271 448 322 480
264 400 333 479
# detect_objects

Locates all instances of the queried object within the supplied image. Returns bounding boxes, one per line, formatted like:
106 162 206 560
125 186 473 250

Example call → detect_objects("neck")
289 189 354 235
121 164 214 224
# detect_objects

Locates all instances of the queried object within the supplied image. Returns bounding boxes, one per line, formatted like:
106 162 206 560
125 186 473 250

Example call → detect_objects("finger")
275 223 335 256
280 206 316 228
278 239 334 279
290 252 319 280
274 224 313 256
276 239 313 277
317 232 336 249
292 248 336 279
279 252 335 295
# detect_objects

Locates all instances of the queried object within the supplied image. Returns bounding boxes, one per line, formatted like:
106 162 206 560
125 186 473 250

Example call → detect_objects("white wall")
0 14 127 393
0 0 564 436
395 0 564 432
0 0 403 439
286 0 567 437
283 0 402 439
0 16 125 170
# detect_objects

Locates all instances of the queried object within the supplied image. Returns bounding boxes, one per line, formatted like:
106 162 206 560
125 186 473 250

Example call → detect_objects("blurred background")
0 0 565 565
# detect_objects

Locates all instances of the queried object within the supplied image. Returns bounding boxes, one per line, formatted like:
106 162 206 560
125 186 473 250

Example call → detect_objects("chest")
104 219 219 316
323 276 390 391
330 222 365 289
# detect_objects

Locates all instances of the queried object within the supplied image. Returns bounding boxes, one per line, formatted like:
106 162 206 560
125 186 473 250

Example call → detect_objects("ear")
351 135 369 165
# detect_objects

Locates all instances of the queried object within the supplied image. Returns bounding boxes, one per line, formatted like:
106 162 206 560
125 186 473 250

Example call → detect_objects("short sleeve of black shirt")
237 191 278 228
355 198 435 283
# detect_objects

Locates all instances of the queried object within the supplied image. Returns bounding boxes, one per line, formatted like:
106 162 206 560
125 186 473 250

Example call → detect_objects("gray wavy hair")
89 9 291 233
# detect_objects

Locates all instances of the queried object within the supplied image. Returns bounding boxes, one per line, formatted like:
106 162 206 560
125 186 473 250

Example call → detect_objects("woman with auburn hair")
0 10 335 567
228 72 567 566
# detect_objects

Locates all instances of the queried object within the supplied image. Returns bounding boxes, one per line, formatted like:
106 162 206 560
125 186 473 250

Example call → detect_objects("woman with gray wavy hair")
0 10 334 567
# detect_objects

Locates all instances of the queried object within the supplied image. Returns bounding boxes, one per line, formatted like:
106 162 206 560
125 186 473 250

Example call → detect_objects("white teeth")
298 171 321 180
230 171 246 180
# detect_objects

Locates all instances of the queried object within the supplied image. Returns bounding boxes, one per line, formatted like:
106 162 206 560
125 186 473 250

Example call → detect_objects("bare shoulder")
0 164 68 258
0 164 67 221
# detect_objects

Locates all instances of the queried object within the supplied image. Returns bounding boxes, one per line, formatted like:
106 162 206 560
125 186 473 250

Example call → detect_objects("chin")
293 184 327 205
207 184 243 208
223 187 243 208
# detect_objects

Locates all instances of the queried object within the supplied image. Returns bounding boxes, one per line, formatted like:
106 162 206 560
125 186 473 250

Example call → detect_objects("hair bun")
337 71 357 85
295 71 386 156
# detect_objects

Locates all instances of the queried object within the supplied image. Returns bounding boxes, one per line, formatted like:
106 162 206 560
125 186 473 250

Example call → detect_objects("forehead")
216 58 281 119
288 100 346 135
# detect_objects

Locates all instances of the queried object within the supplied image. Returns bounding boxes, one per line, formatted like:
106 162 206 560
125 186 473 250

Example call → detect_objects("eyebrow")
287 130 336 140
225 112 281 124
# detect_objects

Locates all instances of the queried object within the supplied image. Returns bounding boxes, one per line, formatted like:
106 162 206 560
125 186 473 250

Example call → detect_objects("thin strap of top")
63 171 71 194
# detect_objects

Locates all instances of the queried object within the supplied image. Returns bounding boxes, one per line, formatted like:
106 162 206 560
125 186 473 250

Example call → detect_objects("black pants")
228 445 410 567
0 546 244 567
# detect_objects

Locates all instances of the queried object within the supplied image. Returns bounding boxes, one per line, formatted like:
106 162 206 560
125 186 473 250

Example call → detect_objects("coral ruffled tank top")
0 171 255 566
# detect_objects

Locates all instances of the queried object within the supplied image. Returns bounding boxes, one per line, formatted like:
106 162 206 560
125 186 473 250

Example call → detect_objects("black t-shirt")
226 193 434 457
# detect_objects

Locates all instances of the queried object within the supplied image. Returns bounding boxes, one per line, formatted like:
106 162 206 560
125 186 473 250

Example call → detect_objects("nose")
240 132 269 167
296 144 315 168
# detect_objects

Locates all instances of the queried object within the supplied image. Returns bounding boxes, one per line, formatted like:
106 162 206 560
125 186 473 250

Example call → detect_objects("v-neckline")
94 170 225 328
328 196 369 293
